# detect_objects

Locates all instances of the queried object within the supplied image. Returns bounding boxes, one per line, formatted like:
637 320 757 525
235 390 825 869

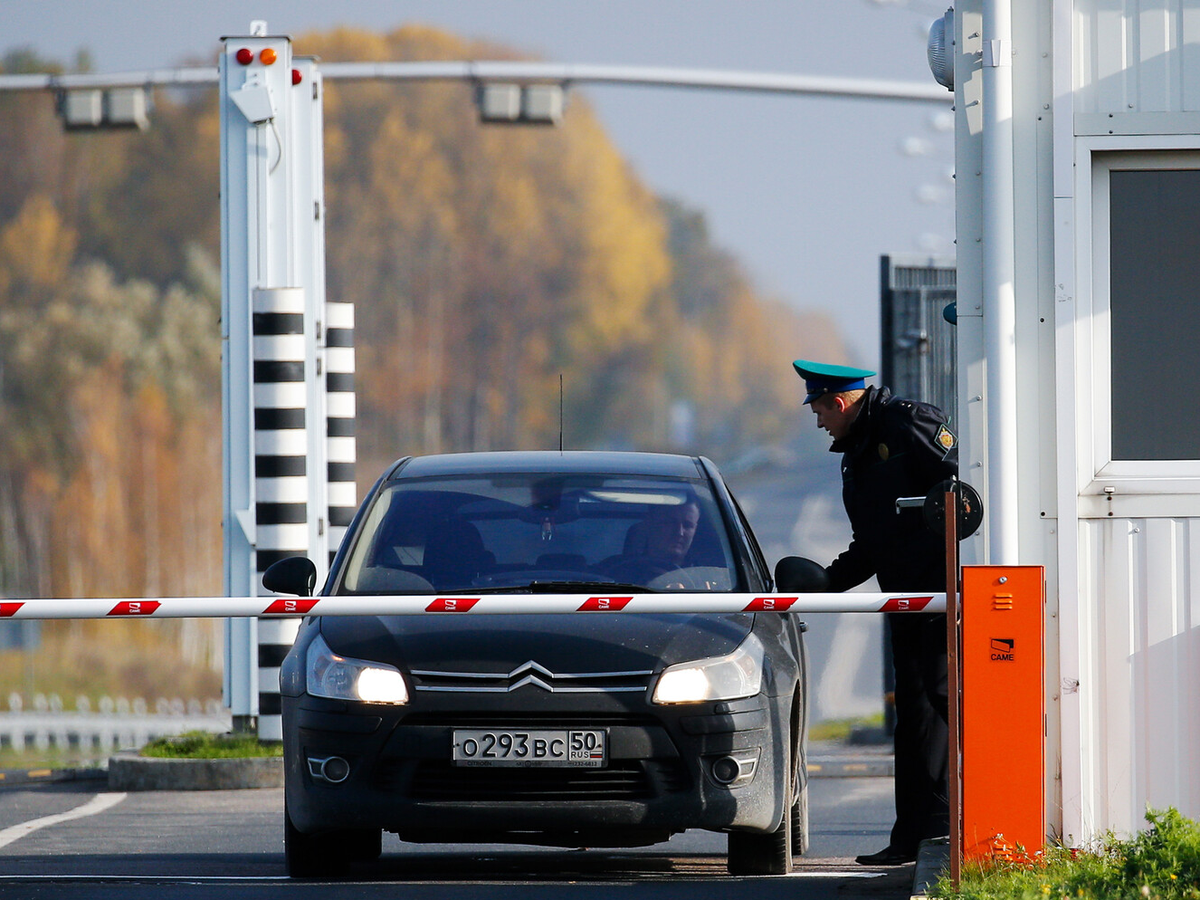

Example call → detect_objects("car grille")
409 660 654 694
401 712 656 727
379 758 691 801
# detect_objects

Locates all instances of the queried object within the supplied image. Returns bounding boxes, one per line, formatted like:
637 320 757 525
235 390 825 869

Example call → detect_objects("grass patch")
0 746 105 770
936 808 1200 899
809 713 885 742
139 731 282 759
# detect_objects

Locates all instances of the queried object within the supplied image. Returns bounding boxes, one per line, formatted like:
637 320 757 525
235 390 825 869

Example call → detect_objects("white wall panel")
1077 0 1200 114
1137 0 1175 110
1081 517 1200 837
1186 4 1200 107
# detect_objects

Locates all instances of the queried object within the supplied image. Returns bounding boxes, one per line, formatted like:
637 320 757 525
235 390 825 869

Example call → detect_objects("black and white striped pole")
325 300 356 568
252 287 309 740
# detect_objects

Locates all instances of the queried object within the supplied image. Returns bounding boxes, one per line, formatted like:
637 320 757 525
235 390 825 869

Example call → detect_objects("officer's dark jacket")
825 386 958 593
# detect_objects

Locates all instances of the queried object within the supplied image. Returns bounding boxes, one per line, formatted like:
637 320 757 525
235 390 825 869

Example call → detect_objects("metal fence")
0 694 229 754
880 253 957 419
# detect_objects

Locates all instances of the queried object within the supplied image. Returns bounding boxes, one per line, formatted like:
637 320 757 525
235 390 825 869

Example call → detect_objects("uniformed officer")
793 359 957 866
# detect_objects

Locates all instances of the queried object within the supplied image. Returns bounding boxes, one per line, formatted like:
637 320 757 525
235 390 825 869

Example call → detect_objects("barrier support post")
961 565 1045 864
945 488 961 884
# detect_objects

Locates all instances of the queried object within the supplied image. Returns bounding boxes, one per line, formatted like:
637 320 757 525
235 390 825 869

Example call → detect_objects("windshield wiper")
411 581 658 595
525 580 658 594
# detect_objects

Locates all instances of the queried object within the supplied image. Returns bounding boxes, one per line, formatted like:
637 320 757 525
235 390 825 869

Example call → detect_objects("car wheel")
791 780 809 857
284 801 351 878
726 747 794 876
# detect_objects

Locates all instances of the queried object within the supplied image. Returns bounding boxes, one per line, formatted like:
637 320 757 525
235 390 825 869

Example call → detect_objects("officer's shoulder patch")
935 423 957 453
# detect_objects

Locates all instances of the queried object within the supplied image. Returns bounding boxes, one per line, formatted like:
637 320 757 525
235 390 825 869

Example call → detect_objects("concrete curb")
0 766 107 787
807 755 894 777
107 751 283 791
910 836 950 898
806 739 894 777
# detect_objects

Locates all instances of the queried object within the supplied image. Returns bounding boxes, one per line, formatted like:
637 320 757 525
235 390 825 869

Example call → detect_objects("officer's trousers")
887 611 950 854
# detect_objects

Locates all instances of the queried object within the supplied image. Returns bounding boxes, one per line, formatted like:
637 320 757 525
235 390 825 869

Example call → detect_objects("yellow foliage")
0 23 851 611
0 195 76 299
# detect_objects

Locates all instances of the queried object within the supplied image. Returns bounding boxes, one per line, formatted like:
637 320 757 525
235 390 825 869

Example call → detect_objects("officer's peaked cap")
792 359 876 405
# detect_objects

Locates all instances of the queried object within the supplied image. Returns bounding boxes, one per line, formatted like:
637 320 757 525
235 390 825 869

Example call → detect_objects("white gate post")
290 57 355 574
219 24 298 734
291 57 331 582
250 55 333 742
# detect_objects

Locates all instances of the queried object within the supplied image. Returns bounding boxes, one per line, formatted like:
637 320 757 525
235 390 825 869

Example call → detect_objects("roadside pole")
945 485 961 883
219 26 311 738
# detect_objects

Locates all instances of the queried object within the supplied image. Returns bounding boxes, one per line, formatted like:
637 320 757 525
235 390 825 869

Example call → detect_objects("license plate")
452 729 606 767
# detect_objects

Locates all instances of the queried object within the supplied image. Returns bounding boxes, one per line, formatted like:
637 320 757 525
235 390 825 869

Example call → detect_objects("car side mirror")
263 556 317 597
774 557 829 593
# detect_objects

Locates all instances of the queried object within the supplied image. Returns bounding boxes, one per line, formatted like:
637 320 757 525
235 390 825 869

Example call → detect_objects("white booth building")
952 0 1200 845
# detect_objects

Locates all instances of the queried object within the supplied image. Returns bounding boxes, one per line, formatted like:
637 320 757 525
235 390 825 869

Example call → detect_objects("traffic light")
476 82 564 125
59 87 150 130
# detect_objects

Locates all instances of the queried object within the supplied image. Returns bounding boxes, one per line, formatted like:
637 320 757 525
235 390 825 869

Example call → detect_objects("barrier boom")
0 592 944 620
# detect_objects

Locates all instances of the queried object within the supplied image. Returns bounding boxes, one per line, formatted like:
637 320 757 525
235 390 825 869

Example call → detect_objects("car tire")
726 746 794 876
791 780 810 857
284 801 351 878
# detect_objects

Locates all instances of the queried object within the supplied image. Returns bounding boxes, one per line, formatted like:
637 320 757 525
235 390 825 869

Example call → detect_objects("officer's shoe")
854 845 917 866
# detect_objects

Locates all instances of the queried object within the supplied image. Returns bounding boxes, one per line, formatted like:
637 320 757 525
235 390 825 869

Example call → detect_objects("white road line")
0 871 878 882
0 792 127 850
0 875 291 882
785 870 886 878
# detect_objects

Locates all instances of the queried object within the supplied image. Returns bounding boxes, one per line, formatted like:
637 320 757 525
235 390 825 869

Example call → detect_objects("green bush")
1122 809 1200 899
139 731 282 759
937 808 1200 900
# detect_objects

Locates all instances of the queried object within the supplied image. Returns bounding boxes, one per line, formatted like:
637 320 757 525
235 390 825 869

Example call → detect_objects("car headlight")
306 633 409 705
652 633 764 704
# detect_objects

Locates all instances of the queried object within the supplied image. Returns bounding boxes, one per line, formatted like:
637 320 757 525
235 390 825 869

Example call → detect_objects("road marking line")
0 871 878 883
0 792 127 850
785 871 886 878
0 875 291 882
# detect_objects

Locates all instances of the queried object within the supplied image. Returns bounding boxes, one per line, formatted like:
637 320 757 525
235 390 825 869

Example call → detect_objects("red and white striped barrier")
0 592 944 620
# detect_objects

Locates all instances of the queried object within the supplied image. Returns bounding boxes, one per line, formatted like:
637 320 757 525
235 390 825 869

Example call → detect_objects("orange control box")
961 566 1045 862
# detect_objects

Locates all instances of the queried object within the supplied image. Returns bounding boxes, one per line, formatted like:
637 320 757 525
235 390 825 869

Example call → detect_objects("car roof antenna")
559 373 564 453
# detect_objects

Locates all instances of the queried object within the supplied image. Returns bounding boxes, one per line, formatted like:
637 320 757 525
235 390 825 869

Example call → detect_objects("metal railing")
0 694 228 754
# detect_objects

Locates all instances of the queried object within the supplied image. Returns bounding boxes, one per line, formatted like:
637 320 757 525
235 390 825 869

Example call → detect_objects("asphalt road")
0 760 911 899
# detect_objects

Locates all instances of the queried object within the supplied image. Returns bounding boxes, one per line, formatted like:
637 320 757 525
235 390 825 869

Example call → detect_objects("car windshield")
337 472 739 594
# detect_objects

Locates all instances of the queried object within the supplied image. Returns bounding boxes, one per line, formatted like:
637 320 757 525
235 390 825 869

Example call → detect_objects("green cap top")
792 359 876 404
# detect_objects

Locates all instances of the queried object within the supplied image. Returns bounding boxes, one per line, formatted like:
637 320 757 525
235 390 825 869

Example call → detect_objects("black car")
267 451 810 877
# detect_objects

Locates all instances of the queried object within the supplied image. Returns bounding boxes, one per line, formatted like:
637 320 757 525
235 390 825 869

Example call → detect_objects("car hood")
318 612 755 674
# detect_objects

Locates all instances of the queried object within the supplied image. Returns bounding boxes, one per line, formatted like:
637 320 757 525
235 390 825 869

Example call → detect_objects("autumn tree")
0 24 848 606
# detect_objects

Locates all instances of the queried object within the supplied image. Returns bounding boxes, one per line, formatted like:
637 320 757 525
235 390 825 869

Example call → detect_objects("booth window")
1109 168 1200 460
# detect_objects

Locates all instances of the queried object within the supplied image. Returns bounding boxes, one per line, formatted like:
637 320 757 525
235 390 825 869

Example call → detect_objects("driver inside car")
600 498 700 585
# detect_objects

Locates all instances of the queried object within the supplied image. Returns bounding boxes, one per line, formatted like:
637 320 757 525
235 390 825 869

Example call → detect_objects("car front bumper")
282 689 792 845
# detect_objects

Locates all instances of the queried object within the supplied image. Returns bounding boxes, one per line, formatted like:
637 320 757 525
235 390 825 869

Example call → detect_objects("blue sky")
3 0 956 366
